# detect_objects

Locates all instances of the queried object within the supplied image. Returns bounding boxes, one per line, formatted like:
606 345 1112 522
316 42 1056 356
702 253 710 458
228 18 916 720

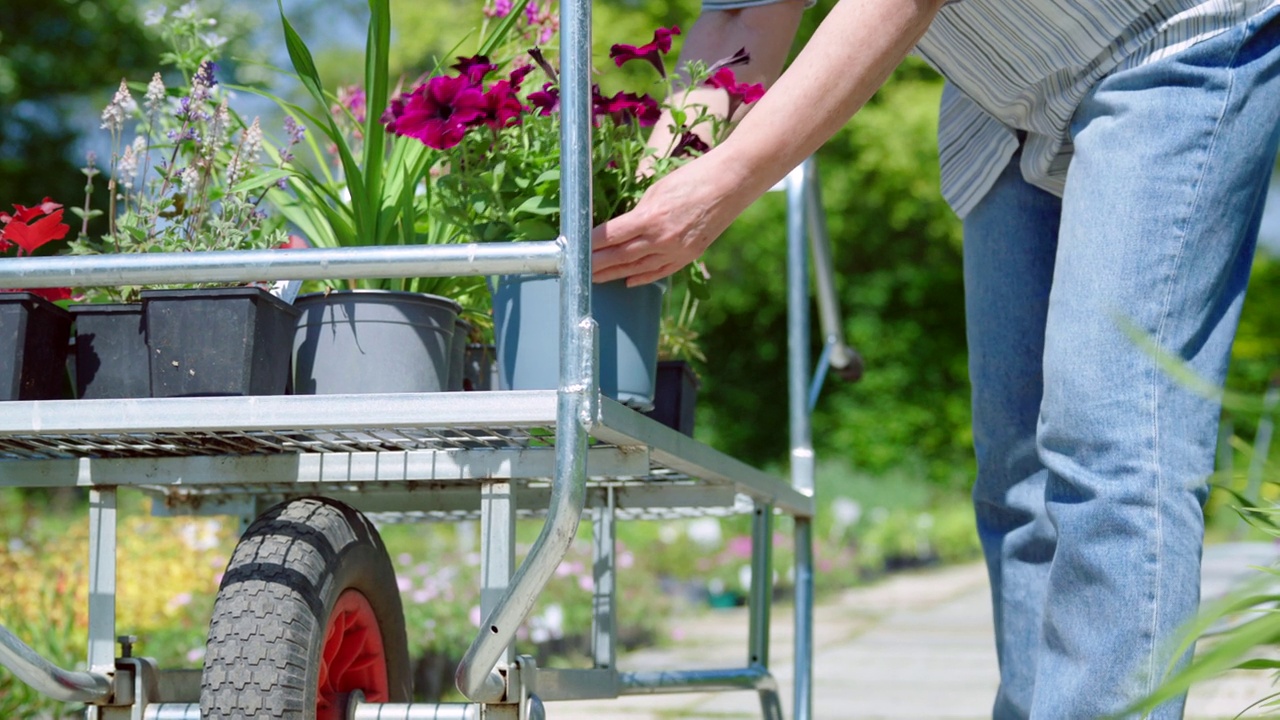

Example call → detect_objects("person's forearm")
710 0 945 203
647 2 804 159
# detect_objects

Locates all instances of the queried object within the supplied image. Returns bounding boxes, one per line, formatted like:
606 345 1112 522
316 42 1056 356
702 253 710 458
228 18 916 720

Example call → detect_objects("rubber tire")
201 497 412 719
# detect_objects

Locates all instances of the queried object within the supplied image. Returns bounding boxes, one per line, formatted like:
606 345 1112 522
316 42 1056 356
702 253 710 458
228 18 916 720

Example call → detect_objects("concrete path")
547 542 1280 719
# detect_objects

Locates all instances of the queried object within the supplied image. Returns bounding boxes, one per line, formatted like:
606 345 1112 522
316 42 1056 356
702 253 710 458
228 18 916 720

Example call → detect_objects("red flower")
705 67 765 117
528 83 560 116
382 75 487 150
0 197 72 300
480 80 526 130
609 26 680 78
451 55 498 86
0 198 70 255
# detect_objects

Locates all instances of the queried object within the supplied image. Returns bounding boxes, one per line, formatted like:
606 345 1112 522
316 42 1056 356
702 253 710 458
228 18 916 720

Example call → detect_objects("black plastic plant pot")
143 286 301 397
0 292 73 401
69 303 150 399
643 360 699 436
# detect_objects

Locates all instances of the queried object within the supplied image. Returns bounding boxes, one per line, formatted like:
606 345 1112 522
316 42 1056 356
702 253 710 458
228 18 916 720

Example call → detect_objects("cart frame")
0 0 857 711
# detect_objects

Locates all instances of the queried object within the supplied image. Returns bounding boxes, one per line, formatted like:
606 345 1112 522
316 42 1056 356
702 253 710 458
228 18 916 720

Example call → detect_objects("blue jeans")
963 7 1280 719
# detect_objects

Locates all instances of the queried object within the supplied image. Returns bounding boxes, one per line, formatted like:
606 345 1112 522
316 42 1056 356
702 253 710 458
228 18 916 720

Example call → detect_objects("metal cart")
0 0 859 713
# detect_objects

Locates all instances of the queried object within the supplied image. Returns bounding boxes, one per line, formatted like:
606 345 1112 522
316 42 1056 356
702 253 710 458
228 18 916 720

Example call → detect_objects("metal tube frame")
0 5 852 711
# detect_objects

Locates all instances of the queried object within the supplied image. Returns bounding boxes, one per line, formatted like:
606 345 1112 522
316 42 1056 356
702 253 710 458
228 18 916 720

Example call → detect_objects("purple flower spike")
609 26 681 78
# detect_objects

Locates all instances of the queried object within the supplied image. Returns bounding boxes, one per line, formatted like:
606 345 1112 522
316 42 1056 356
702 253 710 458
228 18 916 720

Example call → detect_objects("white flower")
686 517 722 548
142 6 166 26
831 496 862 532
200 32 227 51
117 144 138 191
100 79 134 132
144 73 166 115
180 165 200 191
173 1 198 20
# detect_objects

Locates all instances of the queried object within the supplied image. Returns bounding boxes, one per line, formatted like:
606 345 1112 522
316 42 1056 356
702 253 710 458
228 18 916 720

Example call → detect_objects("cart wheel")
201 497 411 719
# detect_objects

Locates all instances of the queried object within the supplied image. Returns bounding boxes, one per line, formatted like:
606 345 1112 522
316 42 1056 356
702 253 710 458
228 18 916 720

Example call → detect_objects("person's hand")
592 151 749 285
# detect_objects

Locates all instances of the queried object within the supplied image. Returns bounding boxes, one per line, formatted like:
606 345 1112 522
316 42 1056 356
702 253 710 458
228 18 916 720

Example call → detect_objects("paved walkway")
548 542 1280 719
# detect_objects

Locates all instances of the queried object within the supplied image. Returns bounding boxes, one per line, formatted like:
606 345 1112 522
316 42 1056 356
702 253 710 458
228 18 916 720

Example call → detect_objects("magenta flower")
705 67 765 117
382 75 486 150
598 91 661 127
671 132 710 158
528 82 560 116
609 26 681 78
480 80 526 130
509 64 535 90
451 55 498 86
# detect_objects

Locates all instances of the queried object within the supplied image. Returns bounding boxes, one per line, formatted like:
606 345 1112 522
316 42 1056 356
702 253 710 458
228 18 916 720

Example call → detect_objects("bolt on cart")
0 1 860 714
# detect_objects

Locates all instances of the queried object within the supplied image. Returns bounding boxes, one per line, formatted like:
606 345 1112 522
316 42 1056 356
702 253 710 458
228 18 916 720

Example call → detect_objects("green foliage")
695 62 971 484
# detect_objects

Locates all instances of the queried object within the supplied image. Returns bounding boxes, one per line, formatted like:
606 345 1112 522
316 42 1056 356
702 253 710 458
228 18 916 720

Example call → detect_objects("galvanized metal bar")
592 487 617 670
480 481 517 666
143 704 201 720
787 161 817 720
747 502 773 668
0 242 561 290
793 517 815 720
619 665 777 695
87 488 117 673
351 703 481 720
529 668 619 701
803 158 858 377
0 391 560 435
0 624 111 703
455 0 593 698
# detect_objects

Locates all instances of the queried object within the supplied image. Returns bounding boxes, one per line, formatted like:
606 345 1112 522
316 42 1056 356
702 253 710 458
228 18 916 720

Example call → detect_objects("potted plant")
0 199 74 401
644 280 705 435
261 0 507 396
67 11 298 399
381 10 760 409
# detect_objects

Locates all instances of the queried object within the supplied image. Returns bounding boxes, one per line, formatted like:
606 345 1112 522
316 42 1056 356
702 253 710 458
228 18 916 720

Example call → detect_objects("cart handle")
0 625 112 703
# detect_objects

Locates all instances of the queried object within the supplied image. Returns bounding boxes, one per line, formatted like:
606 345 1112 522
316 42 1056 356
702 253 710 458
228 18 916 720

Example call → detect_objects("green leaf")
514 194 560 217
230 169 293 194
513 219 557 241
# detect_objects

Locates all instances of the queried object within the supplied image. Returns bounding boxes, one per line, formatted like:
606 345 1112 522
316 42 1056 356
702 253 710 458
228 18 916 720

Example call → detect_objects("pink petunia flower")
598 91 661 127
705 67 765 118
479 80 526 130
671 132 710 158
382 75 486 149
609 26 681 77
452 55 498 86
528 82 560 116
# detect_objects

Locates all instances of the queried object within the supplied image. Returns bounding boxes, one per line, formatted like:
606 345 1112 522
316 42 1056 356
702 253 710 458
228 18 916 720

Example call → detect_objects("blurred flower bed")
0 465 980 712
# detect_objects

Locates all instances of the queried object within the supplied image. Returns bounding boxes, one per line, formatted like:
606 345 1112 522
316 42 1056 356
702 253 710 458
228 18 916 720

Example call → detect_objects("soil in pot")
292 291 460 395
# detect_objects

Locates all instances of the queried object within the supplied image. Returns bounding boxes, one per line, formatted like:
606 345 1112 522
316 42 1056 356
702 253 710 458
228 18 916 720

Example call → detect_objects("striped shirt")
701 0 1278 216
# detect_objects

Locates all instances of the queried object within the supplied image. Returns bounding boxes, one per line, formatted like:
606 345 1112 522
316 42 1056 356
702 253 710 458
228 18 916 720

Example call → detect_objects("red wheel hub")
316 589 390 720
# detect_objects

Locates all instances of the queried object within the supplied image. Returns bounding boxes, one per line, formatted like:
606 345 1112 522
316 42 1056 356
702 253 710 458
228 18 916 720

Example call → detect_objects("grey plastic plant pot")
492 275 665 410
143 286 301 397
292 290 460 395
0 292 72 400
68 303 150 399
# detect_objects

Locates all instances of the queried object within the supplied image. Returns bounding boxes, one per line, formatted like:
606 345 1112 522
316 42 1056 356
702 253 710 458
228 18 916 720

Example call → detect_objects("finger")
626 261 684 287
591 211 642 251
593 251 664 284
592 236 656 278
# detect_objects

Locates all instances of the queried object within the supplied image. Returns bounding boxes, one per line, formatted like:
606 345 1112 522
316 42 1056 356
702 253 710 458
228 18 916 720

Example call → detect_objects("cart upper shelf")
0 390 812 520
